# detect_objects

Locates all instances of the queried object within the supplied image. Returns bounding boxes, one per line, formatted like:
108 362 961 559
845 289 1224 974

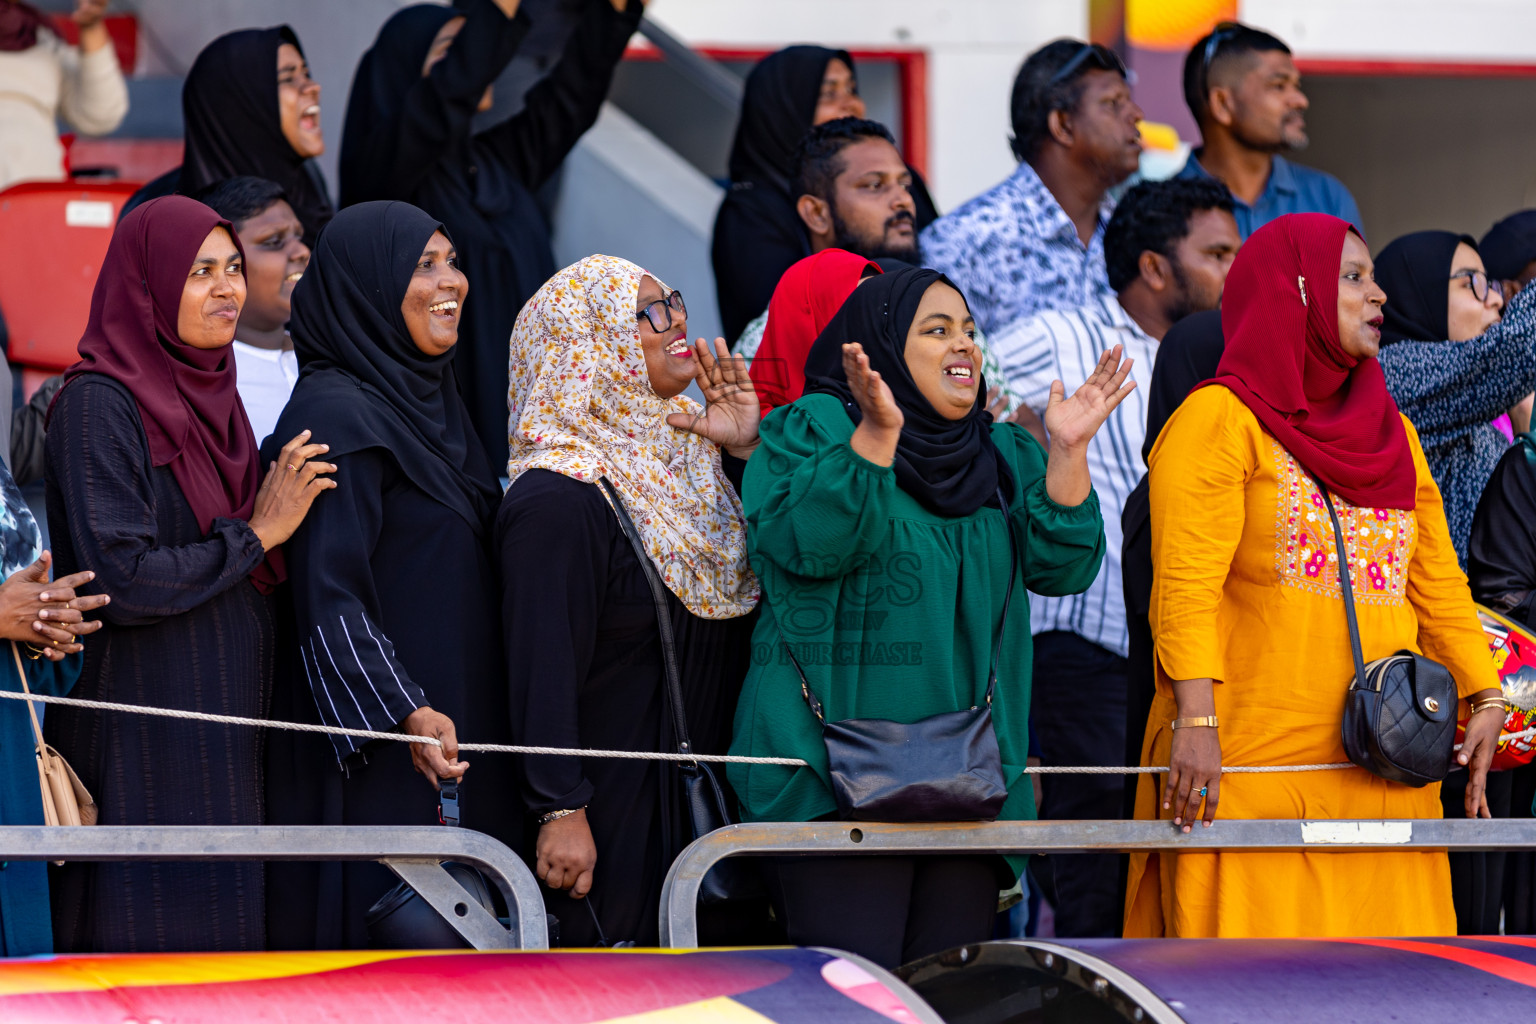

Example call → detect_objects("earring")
1298 276 1308 307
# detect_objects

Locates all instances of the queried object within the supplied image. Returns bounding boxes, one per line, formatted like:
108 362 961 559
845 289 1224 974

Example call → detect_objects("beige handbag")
12 641 96 828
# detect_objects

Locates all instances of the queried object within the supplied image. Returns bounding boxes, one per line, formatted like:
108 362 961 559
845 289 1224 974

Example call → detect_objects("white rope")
2 687 1530 774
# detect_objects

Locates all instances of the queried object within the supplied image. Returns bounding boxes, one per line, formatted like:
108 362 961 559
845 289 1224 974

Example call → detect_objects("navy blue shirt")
1175 152 1362 239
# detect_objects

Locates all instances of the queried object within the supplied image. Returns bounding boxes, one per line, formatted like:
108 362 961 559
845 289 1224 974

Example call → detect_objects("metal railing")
658 818 1536 947
0 825 547 951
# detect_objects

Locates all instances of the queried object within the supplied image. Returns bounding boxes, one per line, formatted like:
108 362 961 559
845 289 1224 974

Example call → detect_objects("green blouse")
727 394 1106 859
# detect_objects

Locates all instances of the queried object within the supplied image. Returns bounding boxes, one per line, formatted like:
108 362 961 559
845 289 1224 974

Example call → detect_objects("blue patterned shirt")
989 295 1157 657
1174 152 1362 239
919 161 1115 335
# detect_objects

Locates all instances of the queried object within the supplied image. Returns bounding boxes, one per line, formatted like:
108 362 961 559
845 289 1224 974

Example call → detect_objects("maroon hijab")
59 196 283 588
1203 212 1418 510
0 2 44 52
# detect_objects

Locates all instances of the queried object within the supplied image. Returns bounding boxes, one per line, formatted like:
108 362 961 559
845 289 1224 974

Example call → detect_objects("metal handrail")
658 818 1536 947
635 16 744 110
0 825 547 950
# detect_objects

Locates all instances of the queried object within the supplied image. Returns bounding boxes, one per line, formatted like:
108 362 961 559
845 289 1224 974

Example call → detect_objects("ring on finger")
1199 786 1208 797
287 463 299 472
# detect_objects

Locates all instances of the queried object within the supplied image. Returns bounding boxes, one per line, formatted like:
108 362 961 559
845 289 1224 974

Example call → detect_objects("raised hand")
666 338 761 459
843 342 903 467
1044 344 1136 452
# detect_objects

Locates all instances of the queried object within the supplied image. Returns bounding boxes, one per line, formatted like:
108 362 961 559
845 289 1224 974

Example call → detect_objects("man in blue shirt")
1174 22 1361 238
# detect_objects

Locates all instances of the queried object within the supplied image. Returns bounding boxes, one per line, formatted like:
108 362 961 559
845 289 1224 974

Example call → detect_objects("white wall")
646 0 1089 210
1243 0 1536 63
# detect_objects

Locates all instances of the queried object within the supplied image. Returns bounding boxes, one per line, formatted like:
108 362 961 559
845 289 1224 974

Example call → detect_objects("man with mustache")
790 117 920 263
920 39 1143 336
1175 22 1360 238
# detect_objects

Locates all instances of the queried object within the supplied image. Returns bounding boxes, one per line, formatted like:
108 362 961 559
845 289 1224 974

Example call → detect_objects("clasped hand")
0 551 110 660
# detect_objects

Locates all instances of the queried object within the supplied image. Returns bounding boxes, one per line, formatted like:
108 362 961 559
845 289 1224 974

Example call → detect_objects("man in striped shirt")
989 177 1240 936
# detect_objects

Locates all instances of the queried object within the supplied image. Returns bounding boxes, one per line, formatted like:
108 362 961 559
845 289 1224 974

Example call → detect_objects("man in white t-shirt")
198 176 308 444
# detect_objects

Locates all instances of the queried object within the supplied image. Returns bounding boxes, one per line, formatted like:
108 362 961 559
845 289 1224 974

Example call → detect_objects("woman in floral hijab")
498 254 761 946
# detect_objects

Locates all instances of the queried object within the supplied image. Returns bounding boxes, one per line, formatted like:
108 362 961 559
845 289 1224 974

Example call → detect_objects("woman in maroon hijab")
1126 214 1505 938
43 196 334 953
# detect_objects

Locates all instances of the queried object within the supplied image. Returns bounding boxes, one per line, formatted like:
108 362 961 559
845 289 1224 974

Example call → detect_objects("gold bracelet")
538 807 584 825
1171 715 1219 730
22 643 46 660
1470 698 1508 716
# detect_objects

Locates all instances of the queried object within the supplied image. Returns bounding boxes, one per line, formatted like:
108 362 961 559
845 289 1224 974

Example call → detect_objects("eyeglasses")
1046 42 1128 88
1451 270 1504 304
636 290 686 333
1198 21 1245 96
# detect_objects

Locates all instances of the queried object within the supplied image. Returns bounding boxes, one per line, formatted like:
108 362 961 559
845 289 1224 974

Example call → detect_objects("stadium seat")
0 181 141 392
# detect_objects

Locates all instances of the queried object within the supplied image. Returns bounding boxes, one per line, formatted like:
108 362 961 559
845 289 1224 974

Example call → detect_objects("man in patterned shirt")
989 177 1240 937
920 39 1143 334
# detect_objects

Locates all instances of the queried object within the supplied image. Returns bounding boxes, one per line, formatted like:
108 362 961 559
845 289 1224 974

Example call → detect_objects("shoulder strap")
787 485 1020 717
598 477 694 761
10 641 46 753
1308 472 1370 686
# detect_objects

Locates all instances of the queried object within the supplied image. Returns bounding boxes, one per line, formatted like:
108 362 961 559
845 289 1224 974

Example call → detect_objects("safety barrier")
0 825 547 950
657 817 1536 947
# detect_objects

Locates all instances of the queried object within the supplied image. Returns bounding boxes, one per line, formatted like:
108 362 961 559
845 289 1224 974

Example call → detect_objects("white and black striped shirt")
990 296 1157 657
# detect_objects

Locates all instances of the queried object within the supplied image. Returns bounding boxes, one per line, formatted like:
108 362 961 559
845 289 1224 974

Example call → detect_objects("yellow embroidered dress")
1124 385 1499 938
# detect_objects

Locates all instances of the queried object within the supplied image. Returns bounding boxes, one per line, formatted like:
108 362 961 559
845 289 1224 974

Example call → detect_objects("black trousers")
1029 630 1128 938
1442 767 1515 934
766 856 999 969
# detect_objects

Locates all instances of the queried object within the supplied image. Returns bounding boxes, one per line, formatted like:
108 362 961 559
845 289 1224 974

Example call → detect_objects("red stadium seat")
0 181 140 386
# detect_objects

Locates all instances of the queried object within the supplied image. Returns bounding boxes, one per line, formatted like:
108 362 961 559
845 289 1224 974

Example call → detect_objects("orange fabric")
1124 385 1499 938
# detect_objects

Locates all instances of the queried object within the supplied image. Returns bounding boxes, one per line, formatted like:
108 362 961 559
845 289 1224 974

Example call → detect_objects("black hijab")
727 44 851 192
181 26 334 245
1141 309 1226 464
803 266 1013 517
1374 230 1477 345
275 201 498 533
339 5 459 208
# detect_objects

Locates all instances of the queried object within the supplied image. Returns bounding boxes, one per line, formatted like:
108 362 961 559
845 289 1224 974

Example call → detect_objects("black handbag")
598 477 763 906
783 487 1017 822
1313 475 1457 787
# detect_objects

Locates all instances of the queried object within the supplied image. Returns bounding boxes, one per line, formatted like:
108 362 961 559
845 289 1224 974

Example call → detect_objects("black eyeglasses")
1451 269 1504 304
1198 21 1245 95
636 290 686 333
1046 42 1127 88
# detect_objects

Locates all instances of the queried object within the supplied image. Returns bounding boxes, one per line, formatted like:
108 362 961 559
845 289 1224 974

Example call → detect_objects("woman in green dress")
728 264 1131 967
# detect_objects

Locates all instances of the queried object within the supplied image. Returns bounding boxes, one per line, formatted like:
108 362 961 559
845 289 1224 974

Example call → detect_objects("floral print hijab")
506 255 759 620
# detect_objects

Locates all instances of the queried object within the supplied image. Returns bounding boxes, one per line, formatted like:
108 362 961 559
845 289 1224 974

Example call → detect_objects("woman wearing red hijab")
1125 213 1505 938
44 196 333 953
748 248 880 416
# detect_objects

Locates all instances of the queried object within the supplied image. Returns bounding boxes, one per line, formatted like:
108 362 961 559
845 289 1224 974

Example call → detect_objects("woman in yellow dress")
1125 213 1506 938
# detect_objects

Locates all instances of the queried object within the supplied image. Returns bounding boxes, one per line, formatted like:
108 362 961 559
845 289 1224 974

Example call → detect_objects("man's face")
1063 69 1143 186
1215 50 1309 152
1163 207 1242 323
828 137 918 260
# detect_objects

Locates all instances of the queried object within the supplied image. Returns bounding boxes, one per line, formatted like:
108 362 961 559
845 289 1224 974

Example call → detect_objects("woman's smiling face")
903 281 980 420
636 274 694 399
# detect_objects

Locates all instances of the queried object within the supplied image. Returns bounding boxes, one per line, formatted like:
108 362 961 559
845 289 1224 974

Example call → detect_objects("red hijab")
1203 212 1417 510
749 248 880 416
58 196 284 589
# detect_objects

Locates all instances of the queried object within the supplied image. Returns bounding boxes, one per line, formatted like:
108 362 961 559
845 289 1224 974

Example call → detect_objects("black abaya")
46 377 274 953
497 467 755 947
339 0 643 472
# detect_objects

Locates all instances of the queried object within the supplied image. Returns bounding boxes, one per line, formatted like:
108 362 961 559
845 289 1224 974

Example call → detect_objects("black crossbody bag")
1313 475 1457 787
598 477 762 905
782 487 1017 822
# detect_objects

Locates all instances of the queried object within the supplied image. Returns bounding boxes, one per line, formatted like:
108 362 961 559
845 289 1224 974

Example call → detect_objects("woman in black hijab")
339 0 643 474
712 46 939 342
1374 229 1536 566
263 201 519 949
728 266 1125 967
1118 309 1223 813
120 27 333 245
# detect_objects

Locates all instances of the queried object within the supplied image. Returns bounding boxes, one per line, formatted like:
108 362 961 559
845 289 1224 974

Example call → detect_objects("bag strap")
598 477 695 762
787 485 1020 721
1308 472 1370 686
11 641 46 754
